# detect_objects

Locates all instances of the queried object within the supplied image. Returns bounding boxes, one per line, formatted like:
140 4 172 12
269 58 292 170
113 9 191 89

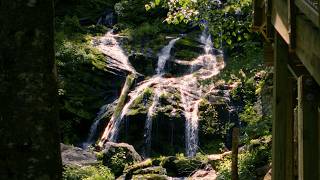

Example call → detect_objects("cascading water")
93 30 136 74
82 102 115 148
143 88 160 157
98 38 180 146
89 26 225 157
156 38 180 74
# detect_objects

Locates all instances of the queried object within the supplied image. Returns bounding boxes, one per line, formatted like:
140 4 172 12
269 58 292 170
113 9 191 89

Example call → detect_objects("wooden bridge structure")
253 0 320 179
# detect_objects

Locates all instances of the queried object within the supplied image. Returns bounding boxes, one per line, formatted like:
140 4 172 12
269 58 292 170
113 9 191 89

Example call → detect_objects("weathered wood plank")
288 0 296 50
297 75 320 180
295 15 320 85
272 32 294 180
295 0 319 27
272 0 290 43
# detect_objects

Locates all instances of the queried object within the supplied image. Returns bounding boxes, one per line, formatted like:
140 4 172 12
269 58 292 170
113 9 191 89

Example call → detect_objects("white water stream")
93 30 136 74
86 28 224 157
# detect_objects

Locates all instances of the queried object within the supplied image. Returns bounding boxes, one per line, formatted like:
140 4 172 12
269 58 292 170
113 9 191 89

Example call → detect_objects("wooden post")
297 75 320 180
272 32 294 180
231 127 239 180
288 0 296 51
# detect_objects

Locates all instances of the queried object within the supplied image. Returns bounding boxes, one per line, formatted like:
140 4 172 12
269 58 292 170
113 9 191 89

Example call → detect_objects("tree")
0 1 62 179
146 0 254 49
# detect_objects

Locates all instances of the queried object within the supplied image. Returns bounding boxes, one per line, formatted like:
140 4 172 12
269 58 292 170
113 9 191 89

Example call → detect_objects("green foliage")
109 150 128 176
216 142 271 179
102 147 139 177
55 0 117 20
55 17 119 144
115 0 166 25
219 42 264 82
63 165 114 180
128 22 161 41
238 142 271 179
240 104 272 143
200 139 225 154
216 155 232 180
56 16 84 35
199 100 219 135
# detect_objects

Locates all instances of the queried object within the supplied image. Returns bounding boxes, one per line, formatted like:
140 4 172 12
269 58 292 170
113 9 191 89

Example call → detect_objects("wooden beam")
287 62 309 79
288 0 296 50
295 0 319 27
272 32 294 180
296 15 320 86
297 75 320 180
272 0 290 43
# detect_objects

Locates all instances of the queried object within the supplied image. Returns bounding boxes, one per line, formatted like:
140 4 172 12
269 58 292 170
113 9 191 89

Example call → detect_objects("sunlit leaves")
155 0 161 5
146 0 255 49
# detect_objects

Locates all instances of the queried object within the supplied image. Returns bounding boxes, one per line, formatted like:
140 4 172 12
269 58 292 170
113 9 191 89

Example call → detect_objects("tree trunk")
231 127 239 180
0 1 62 179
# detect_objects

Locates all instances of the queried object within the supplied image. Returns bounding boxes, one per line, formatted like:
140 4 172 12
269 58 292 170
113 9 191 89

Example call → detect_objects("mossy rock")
151 113 185 156
101 142 142 177
172 37 203 59
133 166 167 176
128 53 157 76
124 159 153 174
160 156 204 177
132 174 169 180
174 49 199 60
127 88 154 116
198 99 230 153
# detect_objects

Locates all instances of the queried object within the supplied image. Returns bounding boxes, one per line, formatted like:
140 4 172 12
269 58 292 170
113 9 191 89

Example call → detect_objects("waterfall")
142 38 180 156
98 37 180 145
156 38 180 74
98 76 162 146
90 26 225 157
143 88 160 157
82 101 117 149
93 30 136 74
182 26 221 157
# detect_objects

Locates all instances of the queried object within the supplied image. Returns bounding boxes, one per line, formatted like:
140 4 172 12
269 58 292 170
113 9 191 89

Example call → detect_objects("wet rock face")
116 86 186 156
150 89 186 156
61 143 98 167
129 53 157 76
101 142 142 177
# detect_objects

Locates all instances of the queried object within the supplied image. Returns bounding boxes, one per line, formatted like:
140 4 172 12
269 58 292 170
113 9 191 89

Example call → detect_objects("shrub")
63 165 114 180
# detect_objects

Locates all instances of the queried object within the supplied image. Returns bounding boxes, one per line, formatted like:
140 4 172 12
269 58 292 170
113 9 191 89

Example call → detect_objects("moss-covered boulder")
132 166 166 176
101 142 142 177
160 156 204 177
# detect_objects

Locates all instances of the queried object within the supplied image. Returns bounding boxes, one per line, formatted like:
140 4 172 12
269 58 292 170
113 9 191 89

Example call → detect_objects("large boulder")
191 165 217 180
60 143 98 167
160 156 204 177
101 142 142 177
